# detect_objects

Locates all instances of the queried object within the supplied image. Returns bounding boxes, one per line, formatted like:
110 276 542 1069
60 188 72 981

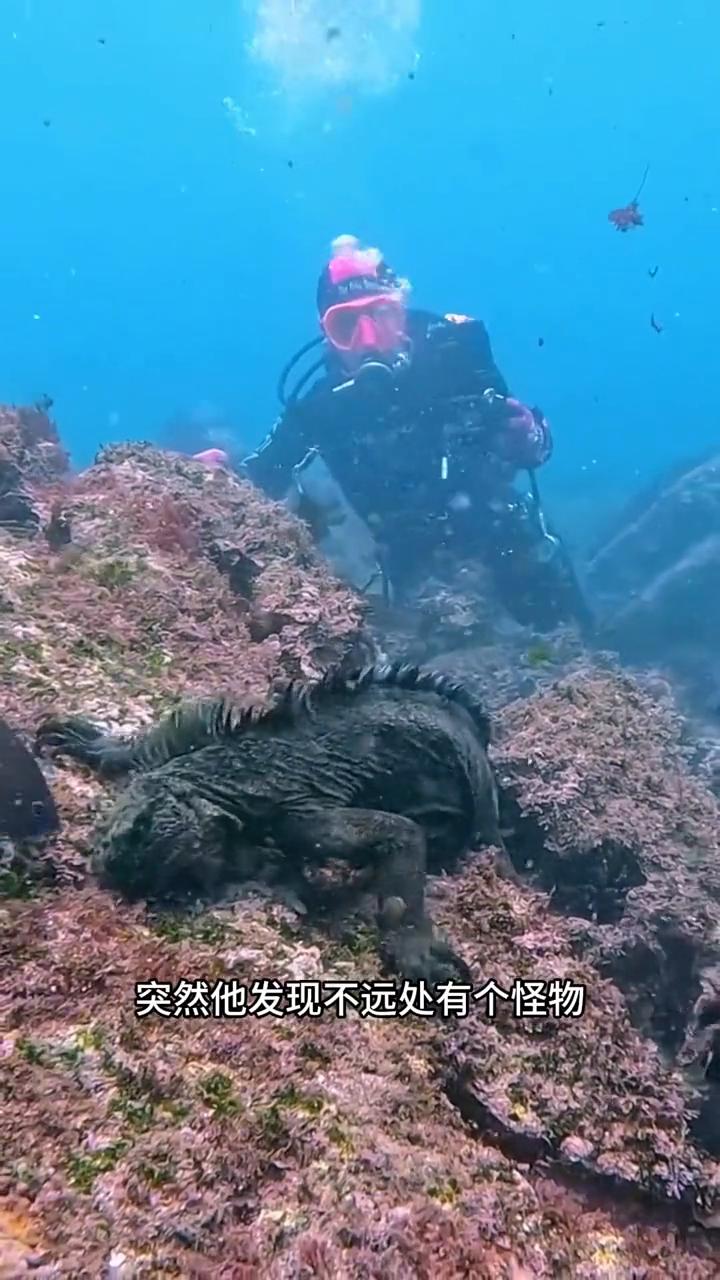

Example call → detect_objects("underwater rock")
0 420 371 893
82 440 371 680
493 671 720 1070
362 559 505 666
585 451 720 715
0 405 69 539
0 490 40 537
0 404 69 485
586 450 720 601
417 625 593 712
400 559 500 658
434 857 718 1219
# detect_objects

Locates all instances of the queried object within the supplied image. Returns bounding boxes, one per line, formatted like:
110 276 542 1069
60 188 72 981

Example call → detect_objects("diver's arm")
241 404 316 500
438 314 512 396
443 316 552 469
445 315 552 469
467 319 512 397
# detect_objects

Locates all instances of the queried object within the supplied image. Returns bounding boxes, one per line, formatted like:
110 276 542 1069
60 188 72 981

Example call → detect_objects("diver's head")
317 235 411 372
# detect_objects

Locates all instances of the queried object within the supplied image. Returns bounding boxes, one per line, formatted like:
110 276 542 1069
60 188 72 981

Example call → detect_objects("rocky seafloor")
2 406 720 1277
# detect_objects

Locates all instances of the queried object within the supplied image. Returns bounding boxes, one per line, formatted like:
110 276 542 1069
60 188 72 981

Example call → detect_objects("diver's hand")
192 448 229 469
498 399 552 469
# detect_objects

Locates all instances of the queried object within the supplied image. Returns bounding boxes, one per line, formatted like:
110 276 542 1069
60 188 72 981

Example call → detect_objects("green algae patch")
148 911 229 945
273 1084 325 1116
66 1140 130 1192
15 1025 106 1071
326 1122 355 1158
87 555 145 591
0 867 37 900
198 1070 242 1117
136 1153 177 1188
255 1082 327 1147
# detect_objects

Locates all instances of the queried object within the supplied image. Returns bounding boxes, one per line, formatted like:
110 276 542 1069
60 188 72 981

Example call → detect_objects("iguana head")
92 773 248 902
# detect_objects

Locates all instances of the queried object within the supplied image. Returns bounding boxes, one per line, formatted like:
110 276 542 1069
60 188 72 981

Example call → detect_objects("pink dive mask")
321 294 407 354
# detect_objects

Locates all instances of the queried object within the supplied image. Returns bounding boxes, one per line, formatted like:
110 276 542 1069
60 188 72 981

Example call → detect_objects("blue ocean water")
1 1 718 544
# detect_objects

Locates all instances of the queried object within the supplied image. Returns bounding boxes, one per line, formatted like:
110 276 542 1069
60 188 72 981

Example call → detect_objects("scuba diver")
242 235 591 633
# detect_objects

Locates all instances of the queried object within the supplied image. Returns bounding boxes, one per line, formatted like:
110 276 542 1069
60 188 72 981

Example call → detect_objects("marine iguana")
35 660 503 983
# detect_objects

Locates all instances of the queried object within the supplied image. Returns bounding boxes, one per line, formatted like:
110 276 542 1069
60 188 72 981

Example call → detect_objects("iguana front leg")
35 716 135 776
275 807 470 985
36 696 242 777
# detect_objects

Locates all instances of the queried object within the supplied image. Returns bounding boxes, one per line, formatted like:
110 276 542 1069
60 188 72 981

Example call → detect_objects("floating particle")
97 37 106 44
326 26 341 42
648 265 659 278
650 313 663 333
43 118 51 127
287 159 294 169
448 492 472 512
408 71 415 80
537 337 545 347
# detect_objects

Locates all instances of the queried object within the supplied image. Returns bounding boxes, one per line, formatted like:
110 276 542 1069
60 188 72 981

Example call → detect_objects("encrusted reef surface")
2 406 720 1276
494 672 720 1028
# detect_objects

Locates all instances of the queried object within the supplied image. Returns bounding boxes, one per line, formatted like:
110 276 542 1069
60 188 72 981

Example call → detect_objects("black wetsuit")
244 310 587 631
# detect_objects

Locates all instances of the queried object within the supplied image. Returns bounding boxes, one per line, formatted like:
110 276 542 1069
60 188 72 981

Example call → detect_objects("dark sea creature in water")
608 163 649 232
45 500 73 550
36 660 506 983
0 716 59 839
